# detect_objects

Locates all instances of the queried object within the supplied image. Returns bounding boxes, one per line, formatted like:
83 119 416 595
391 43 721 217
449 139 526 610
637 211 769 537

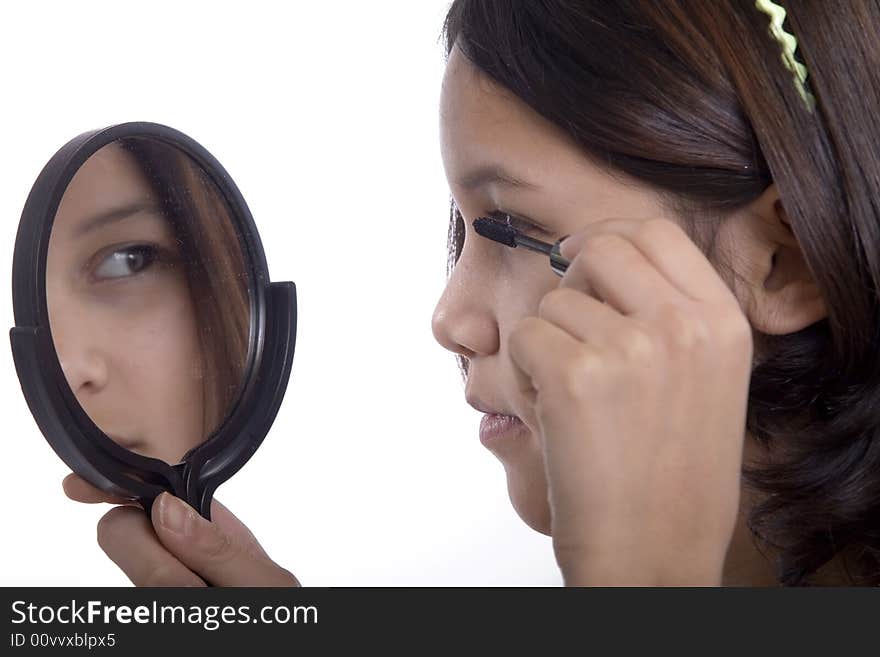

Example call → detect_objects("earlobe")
748 277 827 335
738 186 828 335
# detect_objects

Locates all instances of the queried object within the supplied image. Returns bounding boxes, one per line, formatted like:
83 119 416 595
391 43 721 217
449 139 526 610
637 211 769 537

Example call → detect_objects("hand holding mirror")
10 122 296 520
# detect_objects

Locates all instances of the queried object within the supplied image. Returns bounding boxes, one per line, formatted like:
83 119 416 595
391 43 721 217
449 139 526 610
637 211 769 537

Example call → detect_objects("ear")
723 184 827 335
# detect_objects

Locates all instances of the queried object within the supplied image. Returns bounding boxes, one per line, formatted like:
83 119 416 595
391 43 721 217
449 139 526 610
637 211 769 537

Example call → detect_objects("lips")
106 433 143 451
467 395 527 447
478 412 525 446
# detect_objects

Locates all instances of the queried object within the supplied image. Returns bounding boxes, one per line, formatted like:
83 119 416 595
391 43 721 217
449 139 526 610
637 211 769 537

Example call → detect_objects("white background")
0 1 559 586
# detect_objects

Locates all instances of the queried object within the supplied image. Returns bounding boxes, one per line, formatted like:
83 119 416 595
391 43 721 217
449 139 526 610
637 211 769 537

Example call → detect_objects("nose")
431 239 500 359
55 340 110 397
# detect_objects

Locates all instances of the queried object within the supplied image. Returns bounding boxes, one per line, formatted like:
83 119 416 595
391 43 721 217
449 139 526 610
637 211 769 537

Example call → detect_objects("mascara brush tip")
473 217 518 248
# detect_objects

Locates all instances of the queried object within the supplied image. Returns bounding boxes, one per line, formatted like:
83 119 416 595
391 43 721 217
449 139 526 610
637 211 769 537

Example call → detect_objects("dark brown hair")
443 0 880 585
119 138 251 443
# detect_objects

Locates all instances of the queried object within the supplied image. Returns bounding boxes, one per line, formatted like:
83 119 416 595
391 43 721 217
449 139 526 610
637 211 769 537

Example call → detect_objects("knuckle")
199 525 239 563
657 304 712 351
564 235 627 295
557 348 599 399
615 325 656 362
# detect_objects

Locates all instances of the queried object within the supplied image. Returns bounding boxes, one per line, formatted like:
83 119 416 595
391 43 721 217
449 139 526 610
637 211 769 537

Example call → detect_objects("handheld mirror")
10 122 296 520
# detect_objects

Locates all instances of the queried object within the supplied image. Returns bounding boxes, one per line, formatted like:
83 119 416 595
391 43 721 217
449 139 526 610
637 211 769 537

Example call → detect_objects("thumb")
151 493 299 587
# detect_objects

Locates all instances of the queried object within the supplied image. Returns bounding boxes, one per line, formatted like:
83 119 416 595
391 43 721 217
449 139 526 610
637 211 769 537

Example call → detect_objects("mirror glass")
45 137 251 464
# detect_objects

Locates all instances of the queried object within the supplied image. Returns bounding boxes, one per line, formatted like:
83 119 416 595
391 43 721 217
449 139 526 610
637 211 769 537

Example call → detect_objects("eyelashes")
485 210 549 237
452 203 553 240
87 242 177 283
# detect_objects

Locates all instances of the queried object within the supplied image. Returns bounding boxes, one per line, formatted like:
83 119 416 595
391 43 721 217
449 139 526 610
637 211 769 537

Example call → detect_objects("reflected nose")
55 340 110 396
47 274 110 396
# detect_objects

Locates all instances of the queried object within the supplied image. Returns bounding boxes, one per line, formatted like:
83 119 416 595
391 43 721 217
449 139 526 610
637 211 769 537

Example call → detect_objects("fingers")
559 217 734 304
209 499 270 561
63 473 140 506
96 505 207 587
152 493 300 587
560 231 685 315
508 316 587 400
66 474 296 586
63 472 268 562
537 287 632 348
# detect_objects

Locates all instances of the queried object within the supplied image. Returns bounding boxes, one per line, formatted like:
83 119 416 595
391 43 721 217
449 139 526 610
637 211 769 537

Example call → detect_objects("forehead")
56 144 149 212
51 143 161 244
68 143 141 191
439 46 600 192
439 45 669 225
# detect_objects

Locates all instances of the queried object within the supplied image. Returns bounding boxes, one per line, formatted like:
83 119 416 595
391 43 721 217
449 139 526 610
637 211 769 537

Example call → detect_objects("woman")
64 0 880 585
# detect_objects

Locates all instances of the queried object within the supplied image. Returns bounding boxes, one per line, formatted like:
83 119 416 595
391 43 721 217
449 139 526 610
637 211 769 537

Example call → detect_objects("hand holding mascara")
473 214 755 585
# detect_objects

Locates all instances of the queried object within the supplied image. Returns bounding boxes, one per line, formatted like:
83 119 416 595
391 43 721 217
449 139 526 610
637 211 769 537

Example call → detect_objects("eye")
487 210 549 237
91 244 162 281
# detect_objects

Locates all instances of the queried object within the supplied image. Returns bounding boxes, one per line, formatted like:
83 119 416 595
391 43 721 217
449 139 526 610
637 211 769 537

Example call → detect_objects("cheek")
105 278 204 390
495 256 559 338
492 260 558 407
116 280 205 450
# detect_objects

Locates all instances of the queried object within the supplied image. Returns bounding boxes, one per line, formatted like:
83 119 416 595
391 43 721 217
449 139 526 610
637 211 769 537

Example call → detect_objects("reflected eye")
92 244 161 280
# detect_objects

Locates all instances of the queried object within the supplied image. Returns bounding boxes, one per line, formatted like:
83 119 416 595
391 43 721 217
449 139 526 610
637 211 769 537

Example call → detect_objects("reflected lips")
107 434 142 450
479 413 525 446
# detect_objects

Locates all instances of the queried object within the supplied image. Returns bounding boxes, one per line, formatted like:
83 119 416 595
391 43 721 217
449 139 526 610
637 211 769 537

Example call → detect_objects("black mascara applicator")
473 216 570 276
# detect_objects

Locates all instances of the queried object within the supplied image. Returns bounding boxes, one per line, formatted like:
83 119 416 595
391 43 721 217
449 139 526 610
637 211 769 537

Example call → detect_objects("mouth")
478 413 526 447
466 396 527 448
106 433 144 451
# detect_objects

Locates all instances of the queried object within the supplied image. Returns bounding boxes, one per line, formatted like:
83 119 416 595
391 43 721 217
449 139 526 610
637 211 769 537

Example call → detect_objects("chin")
502 455 553 536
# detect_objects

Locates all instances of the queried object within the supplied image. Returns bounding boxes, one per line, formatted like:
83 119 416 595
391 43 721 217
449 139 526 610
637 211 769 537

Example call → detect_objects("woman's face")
46 142 207 464
433 46 681 534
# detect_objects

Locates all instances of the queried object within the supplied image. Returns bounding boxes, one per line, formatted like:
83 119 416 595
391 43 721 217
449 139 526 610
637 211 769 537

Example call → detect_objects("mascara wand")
473 216 570 277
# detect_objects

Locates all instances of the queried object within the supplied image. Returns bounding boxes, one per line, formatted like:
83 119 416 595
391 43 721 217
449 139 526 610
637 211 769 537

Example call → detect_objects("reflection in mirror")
45 138 251 464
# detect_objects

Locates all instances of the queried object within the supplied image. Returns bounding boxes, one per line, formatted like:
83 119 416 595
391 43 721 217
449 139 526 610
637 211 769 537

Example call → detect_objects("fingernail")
558 234 577 259
159 493 194 535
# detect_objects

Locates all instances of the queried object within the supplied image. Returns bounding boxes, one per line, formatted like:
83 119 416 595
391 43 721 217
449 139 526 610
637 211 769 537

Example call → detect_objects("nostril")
57 350 109 396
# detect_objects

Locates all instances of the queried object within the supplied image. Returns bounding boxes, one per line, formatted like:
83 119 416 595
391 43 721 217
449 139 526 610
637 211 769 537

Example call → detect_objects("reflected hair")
119 138 250 440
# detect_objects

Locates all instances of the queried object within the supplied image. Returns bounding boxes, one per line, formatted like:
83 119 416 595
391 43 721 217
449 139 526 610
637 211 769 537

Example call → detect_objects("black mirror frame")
10 121 297 520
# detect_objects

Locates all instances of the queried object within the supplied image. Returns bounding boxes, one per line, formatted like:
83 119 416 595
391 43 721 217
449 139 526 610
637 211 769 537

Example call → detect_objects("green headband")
755 0 816 111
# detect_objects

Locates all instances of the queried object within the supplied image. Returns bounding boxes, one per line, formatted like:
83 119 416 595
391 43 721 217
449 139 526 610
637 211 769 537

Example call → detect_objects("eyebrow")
70 200 165 238
454 164 540 192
